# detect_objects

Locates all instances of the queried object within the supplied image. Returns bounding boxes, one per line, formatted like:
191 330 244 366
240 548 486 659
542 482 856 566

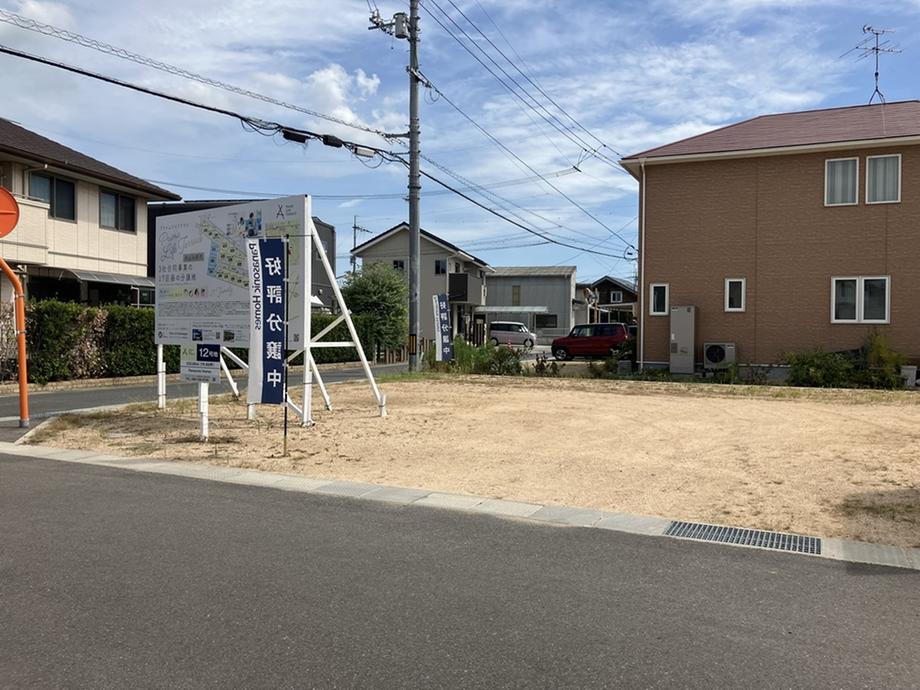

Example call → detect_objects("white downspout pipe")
639 159 647 371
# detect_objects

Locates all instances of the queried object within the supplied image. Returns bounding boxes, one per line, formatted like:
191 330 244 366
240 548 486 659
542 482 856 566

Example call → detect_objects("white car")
488 321 536 348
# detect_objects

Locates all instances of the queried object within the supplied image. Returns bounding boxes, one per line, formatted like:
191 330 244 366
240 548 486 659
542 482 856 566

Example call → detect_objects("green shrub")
435 339 523 376
786 350 856 388
786 332 906 390
857 331 906 389
103 305 156 377
26 300 86 383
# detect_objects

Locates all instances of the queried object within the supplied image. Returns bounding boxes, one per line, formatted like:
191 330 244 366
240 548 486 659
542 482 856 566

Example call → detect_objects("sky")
1 0 918 283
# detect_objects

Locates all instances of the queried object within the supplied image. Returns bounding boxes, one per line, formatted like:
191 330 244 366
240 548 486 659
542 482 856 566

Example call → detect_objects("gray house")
484 266 576 343
351 222 492 342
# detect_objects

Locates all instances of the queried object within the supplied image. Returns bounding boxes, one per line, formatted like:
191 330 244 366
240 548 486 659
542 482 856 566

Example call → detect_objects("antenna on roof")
842 26 901 104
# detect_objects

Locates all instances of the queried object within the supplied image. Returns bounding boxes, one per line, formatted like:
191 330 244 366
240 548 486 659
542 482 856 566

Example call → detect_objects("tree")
341 262 408 351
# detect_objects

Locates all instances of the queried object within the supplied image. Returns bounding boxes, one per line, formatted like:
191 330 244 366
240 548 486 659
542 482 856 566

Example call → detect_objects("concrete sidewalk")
4 440 918 572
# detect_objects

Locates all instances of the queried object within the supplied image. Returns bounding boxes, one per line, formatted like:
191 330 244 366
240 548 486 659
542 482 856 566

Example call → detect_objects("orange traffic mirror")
0 187 20 238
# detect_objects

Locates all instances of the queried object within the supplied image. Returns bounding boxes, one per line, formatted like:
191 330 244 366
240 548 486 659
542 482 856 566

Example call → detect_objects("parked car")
551 323 629 360
489 321 537 348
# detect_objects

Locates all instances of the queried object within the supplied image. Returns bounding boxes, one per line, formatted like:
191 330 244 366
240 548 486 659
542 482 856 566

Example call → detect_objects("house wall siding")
358 233 449 340
640 143 920 364
485 273 575 339
1 161 149 276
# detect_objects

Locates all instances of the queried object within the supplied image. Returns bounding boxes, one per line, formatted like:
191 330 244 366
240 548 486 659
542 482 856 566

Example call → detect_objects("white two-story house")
0 118 180 305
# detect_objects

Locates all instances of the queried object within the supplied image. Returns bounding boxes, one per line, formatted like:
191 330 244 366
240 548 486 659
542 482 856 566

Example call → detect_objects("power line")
146 165 579 200
419 0 621 171
466 0 624 157
0 8 404 140
420 153 627 249
0 43 631 261
421 0 624 170
395 156 632 259
420 75 637 250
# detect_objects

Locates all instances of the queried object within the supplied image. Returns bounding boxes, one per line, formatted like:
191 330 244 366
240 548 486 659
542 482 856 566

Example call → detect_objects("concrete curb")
4 441 919 572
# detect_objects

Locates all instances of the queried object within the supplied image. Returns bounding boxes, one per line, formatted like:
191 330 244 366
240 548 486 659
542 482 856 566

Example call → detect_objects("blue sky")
1 0 918 283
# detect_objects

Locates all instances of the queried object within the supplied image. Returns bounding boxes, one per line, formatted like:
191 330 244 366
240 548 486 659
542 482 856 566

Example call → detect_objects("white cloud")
12 0 74 27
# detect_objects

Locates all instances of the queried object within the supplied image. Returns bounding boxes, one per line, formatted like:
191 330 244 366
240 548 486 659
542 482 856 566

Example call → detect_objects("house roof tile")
490 266 576 277
621 101 920 163
0 118 180 200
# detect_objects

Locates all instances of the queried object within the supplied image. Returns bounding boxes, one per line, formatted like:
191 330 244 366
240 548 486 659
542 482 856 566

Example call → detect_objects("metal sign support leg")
198 382 209 441
156 343 166 410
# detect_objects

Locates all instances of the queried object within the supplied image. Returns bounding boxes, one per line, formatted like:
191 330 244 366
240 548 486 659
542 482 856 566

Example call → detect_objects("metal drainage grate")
665 521 821 555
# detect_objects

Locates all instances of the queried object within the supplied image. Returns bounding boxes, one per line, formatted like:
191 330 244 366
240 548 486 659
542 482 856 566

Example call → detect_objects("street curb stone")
3 441 920 572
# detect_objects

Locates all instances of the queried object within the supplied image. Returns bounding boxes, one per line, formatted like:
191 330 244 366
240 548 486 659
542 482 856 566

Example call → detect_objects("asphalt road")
0 364 404 441
3 456 919 688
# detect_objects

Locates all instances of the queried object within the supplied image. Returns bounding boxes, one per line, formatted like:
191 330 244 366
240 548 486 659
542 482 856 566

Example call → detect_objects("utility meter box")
670 305 696 374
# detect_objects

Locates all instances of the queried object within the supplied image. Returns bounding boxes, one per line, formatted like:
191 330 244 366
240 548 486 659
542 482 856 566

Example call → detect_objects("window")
724 278 746 312
866 154 900 204
649 283 669 316
571 325 594 337
100 190 136 231
511 285 521 306
825 158 858 206
435 259 447 274
455 262 461 272
30 172 76 220
535 313 558 329
831 276 889 324
392 260 405 272
610 290 623 303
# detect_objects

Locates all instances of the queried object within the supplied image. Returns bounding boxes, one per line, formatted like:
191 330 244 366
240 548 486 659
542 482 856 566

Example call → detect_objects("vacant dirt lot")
31 376 920 547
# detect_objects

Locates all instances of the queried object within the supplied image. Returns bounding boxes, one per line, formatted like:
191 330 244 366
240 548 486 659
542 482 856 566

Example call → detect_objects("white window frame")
649 283 669 316
865 154 901 205
830 275 890 324
610 290 623 303
824 157 859 207
724 277 746 312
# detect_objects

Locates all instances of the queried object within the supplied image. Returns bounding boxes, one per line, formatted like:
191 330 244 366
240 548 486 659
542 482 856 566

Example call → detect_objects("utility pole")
351 216 371 273
370 1 421 371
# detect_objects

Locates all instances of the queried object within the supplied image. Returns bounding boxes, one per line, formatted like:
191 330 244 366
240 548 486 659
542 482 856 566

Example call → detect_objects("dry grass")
30 376 920 547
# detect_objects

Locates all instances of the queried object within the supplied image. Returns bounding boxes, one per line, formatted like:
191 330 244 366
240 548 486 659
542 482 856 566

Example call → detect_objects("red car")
551 323 629 360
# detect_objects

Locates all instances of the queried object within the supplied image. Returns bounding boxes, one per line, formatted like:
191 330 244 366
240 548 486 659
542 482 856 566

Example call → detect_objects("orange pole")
0 257 29 427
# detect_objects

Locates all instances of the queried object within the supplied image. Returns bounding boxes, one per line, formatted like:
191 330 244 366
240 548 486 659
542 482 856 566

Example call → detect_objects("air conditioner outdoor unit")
703 342 736 370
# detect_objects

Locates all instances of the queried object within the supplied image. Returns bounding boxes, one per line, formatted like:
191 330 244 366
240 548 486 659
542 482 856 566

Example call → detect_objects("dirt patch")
30 376 920 547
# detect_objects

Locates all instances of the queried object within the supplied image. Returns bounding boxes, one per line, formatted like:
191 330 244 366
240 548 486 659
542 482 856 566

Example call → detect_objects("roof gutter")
638 158 647 372
620 133 920 173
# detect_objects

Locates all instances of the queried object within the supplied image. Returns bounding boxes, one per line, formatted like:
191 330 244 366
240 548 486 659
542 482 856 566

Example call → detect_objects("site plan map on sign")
155 196 309 347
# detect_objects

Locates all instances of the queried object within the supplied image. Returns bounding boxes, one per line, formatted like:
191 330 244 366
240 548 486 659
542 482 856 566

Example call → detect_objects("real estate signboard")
154 196 309 347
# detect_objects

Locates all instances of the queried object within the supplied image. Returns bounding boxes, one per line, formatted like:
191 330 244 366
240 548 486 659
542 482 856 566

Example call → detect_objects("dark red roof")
0 118 180 200
622 100 920 162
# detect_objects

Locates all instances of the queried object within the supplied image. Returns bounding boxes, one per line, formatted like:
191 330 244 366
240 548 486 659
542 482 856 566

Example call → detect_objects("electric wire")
463 0 624 157
146 166 579 200
420 0 624 170
420 75 637 251
0 43 631 260
0 8 404 140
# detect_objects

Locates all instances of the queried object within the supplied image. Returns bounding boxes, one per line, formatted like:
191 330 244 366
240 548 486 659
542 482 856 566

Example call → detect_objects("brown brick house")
620 100 920 369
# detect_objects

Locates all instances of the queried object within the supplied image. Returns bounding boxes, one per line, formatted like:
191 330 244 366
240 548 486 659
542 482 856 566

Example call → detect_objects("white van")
488 321 537 348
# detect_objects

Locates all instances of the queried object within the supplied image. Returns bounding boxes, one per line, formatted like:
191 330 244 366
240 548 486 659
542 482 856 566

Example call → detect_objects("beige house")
620 100 920 369
351 222 492 341
0 118 179 305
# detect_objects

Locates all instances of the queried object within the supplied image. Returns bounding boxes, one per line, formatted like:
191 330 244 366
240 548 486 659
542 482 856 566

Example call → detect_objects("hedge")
13 300 381 384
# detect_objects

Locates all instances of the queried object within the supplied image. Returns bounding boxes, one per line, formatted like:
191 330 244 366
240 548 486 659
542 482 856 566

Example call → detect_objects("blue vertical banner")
247 238 286 405
432 293 453 362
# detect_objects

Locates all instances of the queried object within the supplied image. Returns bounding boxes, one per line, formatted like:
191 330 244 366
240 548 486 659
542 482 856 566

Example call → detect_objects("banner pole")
283 234 290 456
